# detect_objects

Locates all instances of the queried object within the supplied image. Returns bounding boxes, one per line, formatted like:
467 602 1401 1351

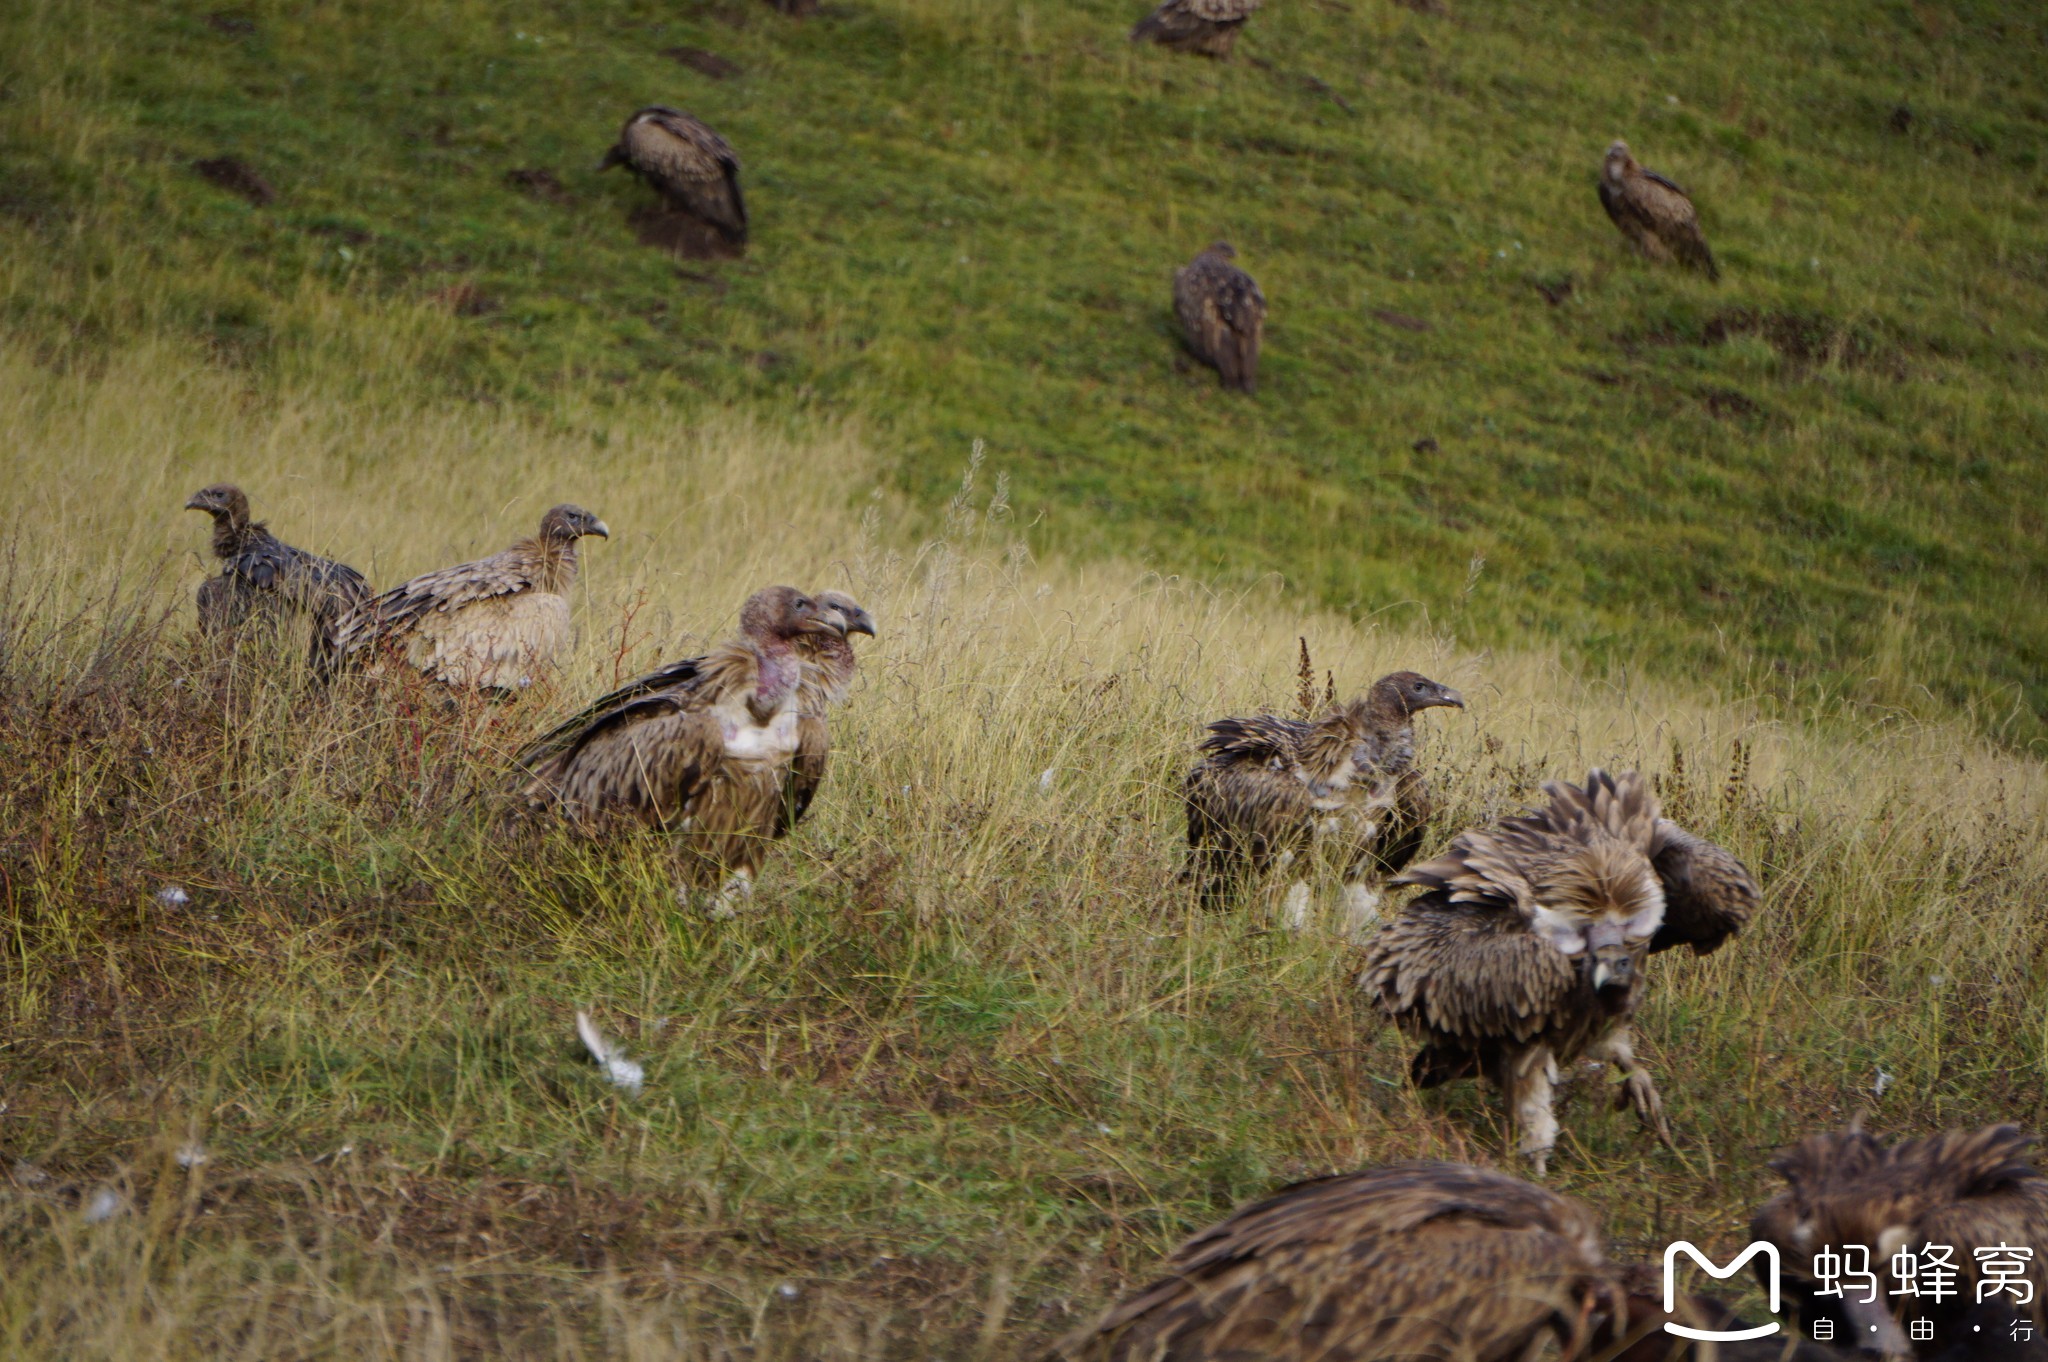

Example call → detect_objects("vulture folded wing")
1187 0 1260 16
404 590 572 689
1632 171 1718 279
628 111 746 239
1361 767 1434 878
1196 713 1303 766
517 656 709 768
776 713 830 836
196 573 261 635
352 546 540 641
1646 819 1757 955
1362 895 1580 1046
518 692 725 826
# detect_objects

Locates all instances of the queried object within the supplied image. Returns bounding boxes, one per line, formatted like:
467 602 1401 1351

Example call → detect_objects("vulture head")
739 585 847 645
1499 771 1667 998
185 483 252 527
1604 139 1635 182
1369 670 1465 717
1202 239 1238 262
816 591 876 639
538 504 611 543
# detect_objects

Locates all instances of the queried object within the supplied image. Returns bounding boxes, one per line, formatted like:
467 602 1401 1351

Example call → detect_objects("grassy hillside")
2 350 2046 1359
3 0 2046 742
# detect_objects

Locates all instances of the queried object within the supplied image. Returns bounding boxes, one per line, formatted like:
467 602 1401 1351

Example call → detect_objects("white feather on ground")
575 1011 645 1095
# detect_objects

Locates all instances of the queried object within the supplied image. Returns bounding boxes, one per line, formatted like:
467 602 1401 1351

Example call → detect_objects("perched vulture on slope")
1184 670 1463 939
184 483 370 665
1049 1161 1620 1362
600 106 748 245
777 590 874 837
1174 242 1267 393
1129 0 1261 57
513 586 848 916
329 504 608 690
1599 140 1719 280
1360 769 1757 1174
1753 1124 2048 1356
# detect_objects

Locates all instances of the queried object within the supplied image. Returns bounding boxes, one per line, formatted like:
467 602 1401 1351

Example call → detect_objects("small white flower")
155 885 190 908
1666 94 1680 106
1038 768 1056 792
175 1143 209 1169
576 1011 644 1095
1929 974 1945 986
1094 1122 1113 1136
1873 1069 1894 1098
777 1283 801 1301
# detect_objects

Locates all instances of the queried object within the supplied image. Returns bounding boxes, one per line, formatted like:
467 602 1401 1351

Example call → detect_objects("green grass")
2 0 2045 743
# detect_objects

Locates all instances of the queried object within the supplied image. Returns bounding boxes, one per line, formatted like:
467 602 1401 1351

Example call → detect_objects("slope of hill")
3 0 2045 742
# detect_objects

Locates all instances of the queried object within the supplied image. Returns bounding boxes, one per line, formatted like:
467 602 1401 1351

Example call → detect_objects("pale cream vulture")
1599 140 1719 280
600 106 748 245
329 504 607 689
1129 0 1261 57
1174 242 1266 393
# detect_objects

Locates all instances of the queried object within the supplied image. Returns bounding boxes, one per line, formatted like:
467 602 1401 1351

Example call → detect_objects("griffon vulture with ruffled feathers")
1599 140 1719 280
513 585 848 917
777 590 874 837
328 504 607 690
1184 670 1463 939
1174 242 1266 393
1130 0 1260 56
1360 769 1756 1174
184 483 370 665
600 106 748 245
1752 1124 2048 1355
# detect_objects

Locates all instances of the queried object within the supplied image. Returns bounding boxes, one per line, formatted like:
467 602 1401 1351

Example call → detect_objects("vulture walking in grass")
329 504 608 690
600 106 748 245
1184 670 1463 939
1599 140 1719 280
184 483 371 665
1174 242 1266 393
512 586 850 917
777 590 874 837
1129 0 1261 57
1753 1124 2048 1356
1360 769 1757 1175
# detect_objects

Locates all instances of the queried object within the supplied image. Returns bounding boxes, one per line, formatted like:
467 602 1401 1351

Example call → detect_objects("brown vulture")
512 585 848 917
1049 1161 1622 1362
777 590 874 837
328 504 608 690
1173 242 1267 393
1129 0 1261 57
600 107 748 245
1183 670 1463 939
1360 769 1757 1174
184 483 370 665
1599 140 1719 280
1753 1124 2048 1356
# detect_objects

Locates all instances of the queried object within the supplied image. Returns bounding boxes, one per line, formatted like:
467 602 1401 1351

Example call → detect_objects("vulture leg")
1590 1029 1673 1146
1274 851 1314 932
693 871 756 921
1508 1045 1561 1176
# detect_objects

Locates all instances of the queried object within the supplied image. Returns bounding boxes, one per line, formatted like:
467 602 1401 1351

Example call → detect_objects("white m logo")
1662 1241 1783 1341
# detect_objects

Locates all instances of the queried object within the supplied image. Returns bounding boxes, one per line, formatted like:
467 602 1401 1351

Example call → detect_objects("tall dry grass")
3 343 2046 1358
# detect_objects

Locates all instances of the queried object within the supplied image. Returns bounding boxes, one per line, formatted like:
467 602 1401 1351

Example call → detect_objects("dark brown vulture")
1184 670 1463 940
1360 770 1757 1174
1048 1161 1622 1362
1173 242 1267 393
184 483 370 665
1753 1125 2048 1356
1599 140 1719 280
328 504 608 690
1129 0 1261 57
762 0 818 14
513 586 848 917
777 590 874 837
600 107 748 245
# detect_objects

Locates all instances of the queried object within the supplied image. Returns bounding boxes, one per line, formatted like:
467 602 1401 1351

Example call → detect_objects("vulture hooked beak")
1436 685 1466 709
596 144 624 174
1589 947 1635 994
587 519 611 539
836 608 876 638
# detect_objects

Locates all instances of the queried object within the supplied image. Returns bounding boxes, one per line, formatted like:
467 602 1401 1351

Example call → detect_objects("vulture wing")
1195 712 1307 767
1175 258 1266 392
1360 766 1435 879
777 713 829 836
622 109 747 240
196 572 263 635
1626 167 1719 280
518 692 726 827
1185 0 1260 16
1645 818 1757 955
336 543 540 654
1362 892 1581 1049
516 656 708 768
1052 1163 1611 1362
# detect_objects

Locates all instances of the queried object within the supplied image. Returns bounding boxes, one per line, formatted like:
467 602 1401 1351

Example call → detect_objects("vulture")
1599 140 1719 281
1173 242 1266 393
1360 769 1757 1174
184 483 370 664
1129 0 1261 57
512 585 849 917
1183 670 1464 939
600 106 748 245
329 504 608 690
1049 1161 1621 1362
777 590 874 837
1753 1124 2048 1356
